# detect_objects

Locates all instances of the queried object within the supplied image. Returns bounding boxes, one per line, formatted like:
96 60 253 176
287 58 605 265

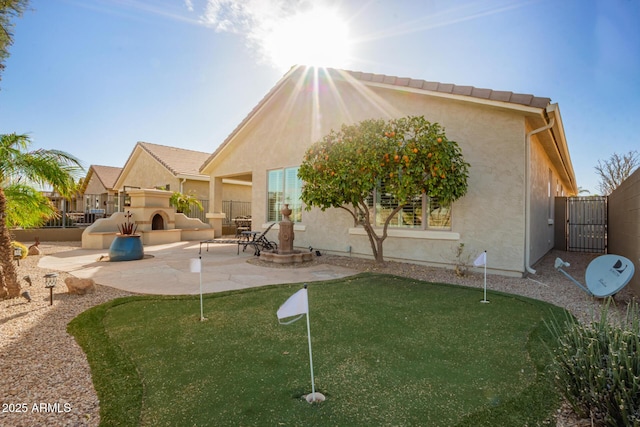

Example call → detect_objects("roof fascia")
79 167 94 194
545 104 578 194
176 173 210 182
200 66 302 174
363 80 544 115
112 143 144 190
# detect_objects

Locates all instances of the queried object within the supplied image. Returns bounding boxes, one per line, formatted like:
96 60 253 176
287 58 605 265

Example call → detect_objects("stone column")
278 204 294 254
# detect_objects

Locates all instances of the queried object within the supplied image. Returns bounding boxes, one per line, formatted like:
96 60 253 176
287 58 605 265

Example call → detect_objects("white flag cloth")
473 252 487 267
277 288 308 323
190 258 201 273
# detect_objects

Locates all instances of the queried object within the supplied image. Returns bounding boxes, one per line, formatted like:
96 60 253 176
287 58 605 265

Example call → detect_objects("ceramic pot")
109 234 144 261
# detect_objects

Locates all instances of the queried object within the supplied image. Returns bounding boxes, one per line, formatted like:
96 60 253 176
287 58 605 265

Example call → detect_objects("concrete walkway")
39 241 358 295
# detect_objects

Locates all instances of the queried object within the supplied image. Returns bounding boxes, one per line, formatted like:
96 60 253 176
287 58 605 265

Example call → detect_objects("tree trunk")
0 188 20 298
362 220 386 263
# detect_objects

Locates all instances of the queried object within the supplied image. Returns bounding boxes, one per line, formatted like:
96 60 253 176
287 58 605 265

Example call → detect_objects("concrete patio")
38 241 357 295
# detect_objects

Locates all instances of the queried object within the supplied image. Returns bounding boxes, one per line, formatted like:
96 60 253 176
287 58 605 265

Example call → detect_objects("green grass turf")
68 273 568 426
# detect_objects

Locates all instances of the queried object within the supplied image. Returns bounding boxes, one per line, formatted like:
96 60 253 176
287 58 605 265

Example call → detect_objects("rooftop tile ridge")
341 69 550 108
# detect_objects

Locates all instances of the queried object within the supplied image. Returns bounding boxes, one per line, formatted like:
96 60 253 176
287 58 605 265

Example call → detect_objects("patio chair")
238 222 278 256
234 216 252 238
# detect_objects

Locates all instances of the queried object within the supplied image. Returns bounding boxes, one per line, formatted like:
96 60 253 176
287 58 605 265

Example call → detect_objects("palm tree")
0 133 83 298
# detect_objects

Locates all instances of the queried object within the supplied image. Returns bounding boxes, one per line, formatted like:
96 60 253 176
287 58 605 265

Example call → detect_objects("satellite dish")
555 254 635 298
585 255 635 297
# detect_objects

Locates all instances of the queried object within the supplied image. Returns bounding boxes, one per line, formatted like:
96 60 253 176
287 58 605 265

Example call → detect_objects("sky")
1 0 639 195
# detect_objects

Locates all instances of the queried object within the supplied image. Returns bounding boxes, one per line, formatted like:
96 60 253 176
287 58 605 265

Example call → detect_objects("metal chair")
238 222 278 256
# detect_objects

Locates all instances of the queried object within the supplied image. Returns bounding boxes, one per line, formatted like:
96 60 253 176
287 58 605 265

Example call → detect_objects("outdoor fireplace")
152 213 165 230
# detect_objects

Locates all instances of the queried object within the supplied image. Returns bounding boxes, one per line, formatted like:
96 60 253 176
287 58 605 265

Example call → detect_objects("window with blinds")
365 183 451 230
267 167 303 222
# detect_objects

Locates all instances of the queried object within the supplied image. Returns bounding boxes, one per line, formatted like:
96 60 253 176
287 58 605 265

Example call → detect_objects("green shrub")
11 241 28 259
547 299 640 426
169 191 203 214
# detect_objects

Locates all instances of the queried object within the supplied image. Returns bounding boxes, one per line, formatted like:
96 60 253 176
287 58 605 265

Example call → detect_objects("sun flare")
263 6 352 70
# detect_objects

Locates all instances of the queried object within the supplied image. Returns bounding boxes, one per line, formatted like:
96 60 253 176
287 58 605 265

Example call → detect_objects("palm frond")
4 182 57 228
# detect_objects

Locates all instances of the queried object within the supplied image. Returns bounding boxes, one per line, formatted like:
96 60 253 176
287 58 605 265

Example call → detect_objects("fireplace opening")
152 214 164 230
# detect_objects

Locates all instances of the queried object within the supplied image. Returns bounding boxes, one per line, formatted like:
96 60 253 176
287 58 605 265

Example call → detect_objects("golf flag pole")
305 288 317 401
276 284 325 403
199 256 204 320
190 257 205 321
474 251 489 303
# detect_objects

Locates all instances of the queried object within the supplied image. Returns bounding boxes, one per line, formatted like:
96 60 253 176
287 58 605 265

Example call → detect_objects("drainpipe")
524 114 555 275
180 178 186 193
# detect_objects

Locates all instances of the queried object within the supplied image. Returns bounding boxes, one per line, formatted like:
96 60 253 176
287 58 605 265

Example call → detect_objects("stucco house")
79 165 122 216
200 66 578 277
113 141 212 203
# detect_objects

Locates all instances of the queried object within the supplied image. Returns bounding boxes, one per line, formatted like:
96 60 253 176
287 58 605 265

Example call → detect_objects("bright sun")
263 6 352 70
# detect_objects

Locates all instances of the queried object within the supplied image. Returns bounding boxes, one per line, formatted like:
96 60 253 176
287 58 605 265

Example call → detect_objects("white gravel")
1 242 634 426
1 242 131 427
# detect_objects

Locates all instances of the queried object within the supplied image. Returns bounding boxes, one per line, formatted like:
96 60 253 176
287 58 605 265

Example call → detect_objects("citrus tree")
0 133 83 299
298 116 469 263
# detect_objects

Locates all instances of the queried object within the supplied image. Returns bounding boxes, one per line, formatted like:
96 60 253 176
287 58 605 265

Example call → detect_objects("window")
267 167 303 222
366 183 451 230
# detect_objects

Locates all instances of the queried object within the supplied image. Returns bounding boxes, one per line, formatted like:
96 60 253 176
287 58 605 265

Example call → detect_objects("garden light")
44 273 58 306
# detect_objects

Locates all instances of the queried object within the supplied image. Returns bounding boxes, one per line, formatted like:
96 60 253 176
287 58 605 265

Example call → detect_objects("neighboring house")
79 165 123 216
200 66 578 277
112 141 213 205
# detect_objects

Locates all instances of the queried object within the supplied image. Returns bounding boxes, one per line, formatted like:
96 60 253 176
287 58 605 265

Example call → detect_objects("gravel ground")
1 242 635 426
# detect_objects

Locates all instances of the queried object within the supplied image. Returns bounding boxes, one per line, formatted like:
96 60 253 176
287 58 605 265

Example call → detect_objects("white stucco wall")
204 72 571 276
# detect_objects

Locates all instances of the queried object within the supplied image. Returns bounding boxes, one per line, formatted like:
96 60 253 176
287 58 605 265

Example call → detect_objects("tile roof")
340 69 551 108
137 142 211 176
90 165 123 189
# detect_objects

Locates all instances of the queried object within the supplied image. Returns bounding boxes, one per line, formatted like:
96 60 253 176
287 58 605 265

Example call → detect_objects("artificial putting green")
68 273 567 426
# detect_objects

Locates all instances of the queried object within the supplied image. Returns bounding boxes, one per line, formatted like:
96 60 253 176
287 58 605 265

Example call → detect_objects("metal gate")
555 197 607 253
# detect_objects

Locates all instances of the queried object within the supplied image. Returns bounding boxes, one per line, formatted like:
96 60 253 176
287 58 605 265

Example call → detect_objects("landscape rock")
64 277 96 295
28 237 41 256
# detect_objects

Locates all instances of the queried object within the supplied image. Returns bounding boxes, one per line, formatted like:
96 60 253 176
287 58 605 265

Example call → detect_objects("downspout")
525 115 555 275
180 178 186 193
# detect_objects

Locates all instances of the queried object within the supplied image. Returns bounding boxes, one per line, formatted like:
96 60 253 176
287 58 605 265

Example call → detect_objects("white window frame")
267 167 303 223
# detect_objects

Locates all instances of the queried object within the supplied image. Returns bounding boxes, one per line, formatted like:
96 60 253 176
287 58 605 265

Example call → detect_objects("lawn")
68 273 568 426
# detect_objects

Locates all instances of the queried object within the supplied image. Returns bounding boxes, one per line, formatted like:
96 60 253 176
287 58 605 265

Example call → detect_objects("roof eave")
200 66 302 175
176 173 210 182
364 80 547 115
545 104 578 195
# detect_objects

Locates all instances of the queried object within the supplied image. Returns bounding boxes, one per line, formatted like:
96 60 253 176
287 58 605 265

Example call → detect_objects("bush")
11 241 28 259
547 299 640 426
169 191 203 214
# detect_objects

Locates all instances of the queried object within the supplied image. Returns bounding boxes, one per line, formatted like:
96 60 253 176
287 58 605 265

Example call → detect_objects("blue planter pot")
109 234 144 261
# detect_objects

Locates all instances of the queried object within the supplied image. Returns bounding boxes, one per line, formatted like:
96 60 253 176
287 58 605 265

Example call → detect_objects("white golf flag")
277 288 308 324
190 258 201 273
473 251 487 267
